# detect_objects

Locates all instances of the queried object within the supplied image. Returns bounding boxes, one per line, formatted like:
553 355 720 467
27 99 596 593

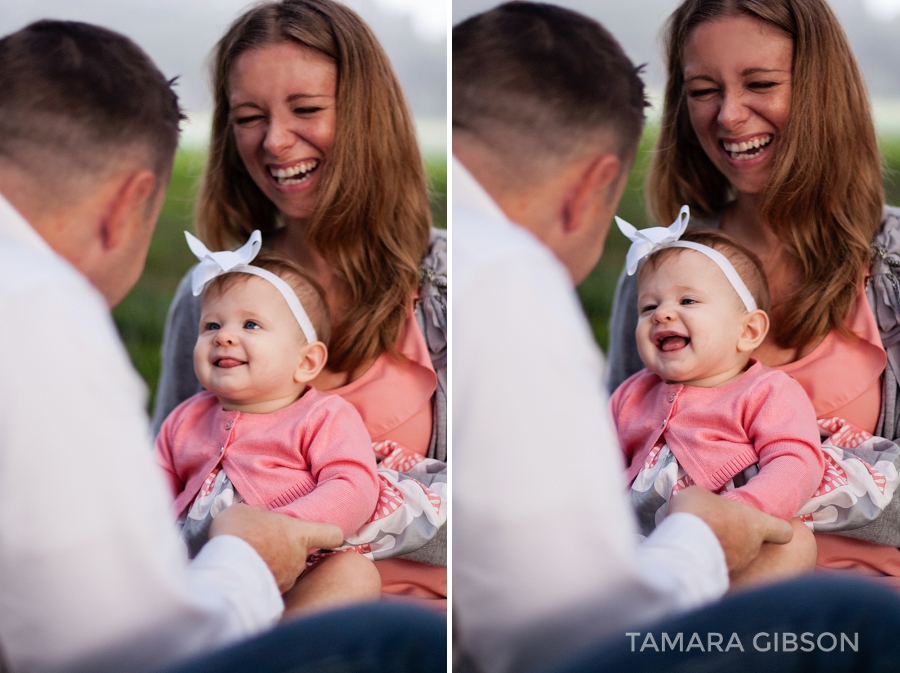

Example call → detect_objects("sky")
865 0 900 20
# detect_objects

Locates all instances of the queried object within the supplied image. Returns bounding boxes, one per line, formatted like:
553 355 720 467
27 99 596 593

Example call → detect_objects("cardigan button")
225 420 234 430
668 392 677 403
662 418 667 428
219 446 225 455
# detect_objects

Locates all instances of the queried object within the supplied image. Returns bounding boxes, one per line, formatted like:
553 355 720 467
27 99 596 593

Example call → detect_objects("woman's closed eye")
293 106 323 115
687 87 719 100
233 113 265 126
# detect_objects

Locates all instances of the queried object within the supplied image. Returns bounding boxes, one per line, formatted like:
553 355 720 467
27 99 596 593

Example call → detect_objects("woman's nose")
263 115 295 156
717 90 750 130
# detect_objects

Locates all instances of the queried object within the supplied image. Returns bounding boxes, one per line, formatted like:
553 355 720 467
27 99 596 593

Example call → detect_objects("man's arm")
453 214 730 673
0 275 292 672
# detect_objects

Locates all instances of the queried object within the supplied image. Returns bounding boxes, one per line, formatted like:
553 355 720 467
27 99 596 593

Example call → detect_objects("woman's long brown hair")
648 0 884 350
197 0 431 372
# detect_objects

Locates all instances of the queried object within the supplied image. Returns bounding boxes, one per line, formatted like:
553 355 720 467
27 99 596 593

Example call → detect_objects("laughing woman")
607 0 900 581
151 0 447 603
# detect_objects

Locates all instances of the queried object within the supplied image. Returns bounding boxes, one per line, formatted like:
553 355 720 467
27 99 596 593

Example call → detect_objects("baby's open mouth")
268 159 319 186
722 134 772 161
656 334 690 352
214 357 245 368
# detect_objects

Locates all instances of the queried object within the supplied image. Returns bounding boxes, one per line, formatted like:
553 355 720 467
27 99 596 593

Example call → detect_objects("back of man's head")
0 20 183 206
453 2 645 188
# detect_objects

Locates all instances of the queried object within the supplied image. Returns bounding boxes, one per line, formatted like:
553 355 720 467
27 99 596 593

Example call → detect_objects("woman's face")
229 41 337 222
683 15 793 197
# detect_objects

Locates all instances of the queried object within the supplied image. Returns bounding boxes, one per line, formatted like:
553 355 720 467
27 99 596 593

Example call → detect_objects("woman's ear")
737 309 769 353
294 341 328 383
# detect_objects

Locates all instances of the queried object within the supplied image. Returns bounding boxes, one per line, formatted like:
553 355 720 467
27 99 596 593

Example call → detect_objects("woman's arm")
415 228 447 462
605 265 644 394
151 271 204 437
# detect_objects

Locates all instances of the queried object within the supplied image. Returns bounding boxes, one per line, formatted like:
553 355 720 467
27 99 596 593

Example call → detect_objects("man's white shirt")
0 192 282 672
452 157 729 673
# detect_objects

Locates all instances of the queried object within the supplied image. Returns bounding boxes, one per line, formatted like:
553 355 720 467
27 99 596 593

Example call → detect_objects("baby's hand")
210 503 343 593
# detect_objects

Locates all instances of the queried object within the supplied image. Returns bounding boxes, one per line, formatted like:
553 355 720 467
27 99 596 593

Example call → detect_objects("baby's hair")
202 252 332 346
638 229 771 314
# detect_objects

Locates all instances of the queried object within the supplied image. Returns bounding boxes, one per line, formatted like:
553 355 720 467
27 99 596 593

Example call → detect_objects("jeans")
546 576 900 673
160 602 447 673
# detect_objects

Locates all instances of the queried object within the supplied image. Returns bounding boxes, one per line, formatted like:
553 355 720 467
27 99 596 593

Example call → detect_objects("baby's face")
194 275 308 409
636 249 750 388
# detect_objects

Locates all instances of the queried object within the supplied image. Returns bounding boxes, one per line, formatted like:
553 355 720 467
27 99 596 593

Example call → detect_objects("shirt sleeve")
720 374 825 519
271 400 379 537
0 278 282 673
453 217 727 673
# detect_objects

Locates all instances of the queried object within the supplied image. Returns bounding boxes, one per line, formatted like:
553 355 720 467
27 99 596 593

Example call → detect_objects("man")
0 20 443 673
452 4 899 673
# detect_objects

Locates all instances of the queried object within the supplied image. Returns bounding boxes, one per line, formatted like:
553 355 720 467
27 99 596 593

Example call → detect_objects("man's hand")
668 486 793 580
210 504 344 593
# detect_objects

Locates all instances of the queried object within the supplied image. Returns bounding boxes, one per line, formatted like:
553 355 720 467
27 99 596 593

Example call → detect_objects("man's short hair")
453 2 646 180
0 20 183 200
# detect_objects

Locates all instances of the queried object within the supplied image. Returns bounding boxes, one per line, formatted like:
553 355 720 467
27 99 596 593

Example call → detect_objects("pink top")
330 308 437 455
612 361 824 520
156 387 379 537
776 285 885 433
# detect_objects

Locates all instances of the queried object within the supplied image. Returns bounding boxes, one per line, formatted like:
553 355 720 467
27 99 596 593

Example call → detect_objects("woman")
607 0 900 580
152 0 447 602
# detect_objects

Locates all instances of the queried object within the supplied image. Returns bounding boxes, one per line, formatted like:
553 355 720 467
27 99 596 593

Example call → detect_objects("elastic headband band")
184 230 318 343
614 205 758 313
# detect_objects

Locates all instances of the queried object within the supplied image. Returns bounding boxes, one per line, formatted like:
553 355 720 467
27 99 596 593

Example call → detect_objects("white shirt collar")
0 189 57 256
452 155 509 224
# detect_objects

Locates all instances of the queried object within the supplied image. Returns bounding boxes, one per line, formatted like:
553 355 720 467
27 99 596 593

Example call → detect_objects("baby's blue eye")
205 322 220 331
244 320 260 329
680 298 696 306
640 304 658 313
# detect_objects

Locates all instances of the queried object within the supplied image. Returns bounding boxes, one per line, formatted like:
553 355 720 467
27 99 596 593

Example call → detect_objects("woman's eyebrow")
286 93 332 102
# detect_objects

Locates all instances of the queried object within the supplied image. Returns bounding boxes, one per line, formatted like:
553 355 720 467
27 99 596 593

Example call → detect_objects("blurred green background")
575 129 900 353
112 150 447 411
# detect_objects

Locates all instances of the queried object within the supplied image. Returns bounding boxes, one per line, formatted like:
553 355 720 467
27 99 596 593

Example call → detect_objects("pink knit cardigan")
156 388 379 536
611 361 825 520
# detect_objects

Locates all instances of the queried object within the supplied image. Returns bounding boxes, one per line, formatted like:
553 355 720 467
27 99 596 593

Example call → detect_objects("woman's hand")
668 485 793 581
210 503 343 593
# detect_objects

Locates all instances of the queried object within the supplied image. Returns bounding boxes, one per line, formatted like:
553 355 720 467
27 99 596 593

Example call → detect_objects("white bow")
615 205 691 276
186 230 262 296
184 230 319 343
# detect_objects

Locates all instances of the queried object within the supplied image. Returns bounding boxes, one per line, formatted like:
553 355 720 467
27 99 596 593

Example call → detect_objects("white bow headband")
614 205 758 313
185 230 318 343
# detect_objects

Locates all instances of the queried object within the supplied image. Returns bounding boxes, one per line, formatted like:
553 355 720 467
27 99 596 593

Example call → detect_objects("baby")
611 210 825 584
156 231 381 614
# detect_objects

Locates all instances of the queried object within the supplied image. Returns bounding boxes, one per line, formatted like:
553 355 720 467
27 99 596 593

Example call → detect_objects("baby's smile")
655 330 690 352
214 357 246 368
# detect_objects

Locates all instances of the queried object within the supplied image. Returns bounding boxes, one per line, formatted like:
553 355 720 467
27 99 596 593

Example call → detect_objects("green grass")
113 150 448 410
577 129 900 353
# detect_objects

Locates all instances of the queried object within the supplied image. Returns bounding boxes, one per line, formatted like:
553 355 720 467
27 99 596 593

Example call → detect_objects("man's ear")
294 341 329 384
561 153 620 234
737 309 769 353
99 169 157 250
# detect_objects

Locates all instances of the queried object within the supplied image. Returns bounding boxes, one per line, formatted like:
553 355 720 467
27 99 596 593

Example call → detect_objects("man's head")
0 20 183 305
453 2 646 282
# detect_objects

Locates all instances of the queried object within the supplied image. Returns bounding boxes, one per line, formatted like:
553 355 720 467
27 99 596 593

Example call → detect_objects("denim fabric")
159 602 447 673
545 576 900 673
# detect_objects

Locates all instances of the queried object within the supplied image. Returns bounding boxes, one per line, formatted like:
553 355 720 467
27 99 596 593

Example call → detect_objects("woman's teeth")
269 159 319 185
723 135 772 160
